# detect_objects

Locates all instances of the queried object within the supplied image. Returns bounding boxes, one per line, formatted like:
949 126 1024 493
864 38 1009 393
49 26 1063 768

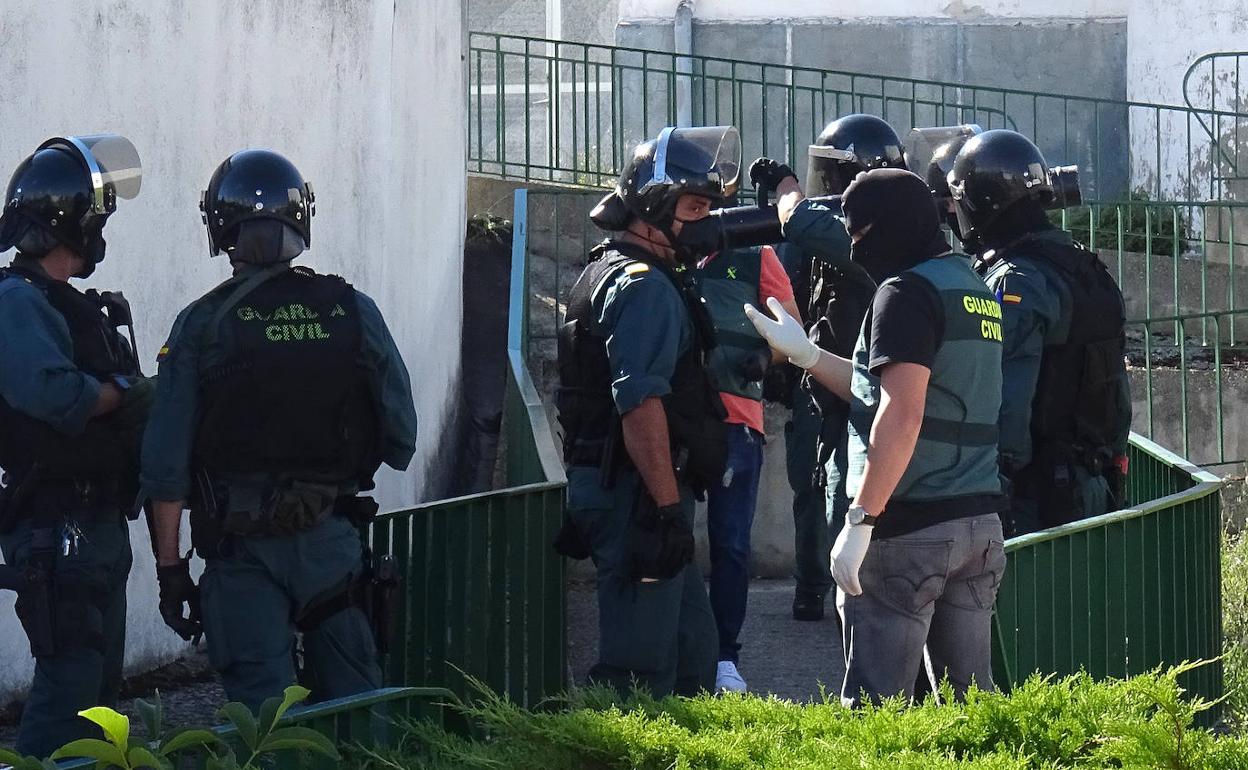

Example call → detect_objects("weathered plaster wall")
0 0 466 702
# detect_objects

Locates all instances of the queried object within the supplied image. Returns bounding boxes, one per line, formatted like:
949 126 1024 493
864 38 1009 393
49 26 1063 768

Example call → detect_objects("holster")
369 554 401 655
294 552 401 656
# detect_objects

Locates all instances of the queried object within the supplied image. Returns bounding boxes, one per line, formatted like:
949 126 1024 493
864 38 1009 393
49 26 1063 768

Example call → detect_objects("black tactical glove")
749 157 798 191
739 347 771 384
157 560 203 642
629 498 695 581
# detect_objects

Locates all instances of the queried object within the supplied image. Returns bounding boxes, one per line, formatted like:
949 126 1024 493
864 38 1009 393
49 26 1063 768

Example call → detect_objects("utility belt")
189 470 379 557
0 466 130 535
1009 440 1126 523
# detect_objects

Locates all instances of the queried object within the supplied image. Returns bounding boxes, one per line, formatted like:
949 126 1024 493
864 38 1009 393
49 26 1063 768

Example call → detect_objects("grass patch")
358 665 1245 770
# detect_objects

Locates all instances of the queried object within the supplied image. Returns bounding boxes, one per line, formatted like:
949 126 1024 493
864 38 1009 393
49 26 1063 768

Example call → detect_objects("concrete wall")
0 0 466 702
469 0 621 44
620 0 1128 20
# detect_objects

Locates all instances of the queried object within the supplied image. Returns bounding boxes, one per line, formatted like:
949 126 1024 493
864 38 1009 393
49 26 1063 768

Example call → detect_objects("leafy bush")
1051 192 1189 255
1224 530 1248 731
0 685 338 770
358 666 1246 770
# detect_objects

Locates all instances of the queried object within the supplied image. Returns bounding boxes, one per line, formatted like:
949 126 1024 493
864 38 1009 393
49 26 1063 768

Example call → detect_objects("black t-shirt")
866 273 944 375
861 271 1005 539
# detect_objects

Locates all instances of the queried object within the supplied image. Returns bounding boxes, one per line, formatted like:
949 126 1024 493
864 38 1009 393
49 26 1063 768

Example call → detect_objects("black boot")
792 590 825 621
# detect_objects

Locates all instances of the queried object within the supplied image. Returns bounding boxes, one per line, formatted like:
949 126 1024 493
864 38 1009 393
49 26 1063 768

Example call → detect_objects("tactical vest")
995 235 1128 480
192 268 380 484
556 241 727 492
1030 238 1126 454
697 247 770 400
846 254 1004 504
0 266 140 480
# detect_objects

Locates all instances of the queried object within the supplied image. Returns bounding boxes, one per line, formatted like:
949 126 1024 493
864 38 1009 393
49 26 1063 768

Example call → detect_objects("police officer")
140 149 417 710
555 126 738 696
0 135 147 756
948 130 1131 535
750 114 904 622
747 168 1008 706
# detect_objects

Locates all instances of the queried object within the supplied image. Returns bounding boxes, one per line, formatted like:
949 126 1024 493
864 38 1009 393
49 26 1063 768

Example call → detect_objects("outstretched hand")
744 297 820 369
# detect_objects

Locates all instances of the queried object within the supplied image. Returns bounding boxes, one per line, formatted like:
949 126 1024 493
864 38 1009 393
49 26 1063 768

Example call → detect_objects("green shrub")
1224 530 1248 731
359 666 1247 770
1051 192 1189 255
0 685 338 770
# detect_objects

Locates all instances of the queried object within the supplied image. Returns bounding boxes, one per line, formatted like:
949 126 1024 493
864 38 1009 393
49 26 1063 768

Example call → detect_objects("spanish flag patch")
156 345 170 362
1002 293 1022 304
624 263 650 275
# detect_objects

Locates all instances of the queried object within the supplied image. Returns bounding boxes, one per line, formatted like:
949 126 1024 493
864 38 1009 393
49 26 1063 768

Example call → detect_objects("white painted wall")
619 0 1127 21
1126 0 1248 197
0 0 466 702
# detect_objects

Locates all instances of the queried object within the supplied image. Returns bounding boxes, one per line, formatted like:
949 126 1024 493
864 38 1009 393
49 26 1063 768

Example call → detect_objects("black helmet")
0 134 142 273
590 126 741 233
805 114 907 197
948 130 1061 247
201 150 315 258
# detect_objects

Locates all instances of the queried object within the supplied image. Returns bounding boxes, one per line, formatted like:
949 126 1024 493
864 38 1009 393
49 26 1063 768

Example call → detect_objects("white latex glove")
743 296 820 369
830 520 874 596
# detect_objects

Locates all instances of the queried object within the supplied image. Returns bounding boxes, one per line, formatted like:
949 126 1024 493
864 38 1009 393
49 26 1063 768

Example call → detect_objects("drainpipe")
674 0 694 127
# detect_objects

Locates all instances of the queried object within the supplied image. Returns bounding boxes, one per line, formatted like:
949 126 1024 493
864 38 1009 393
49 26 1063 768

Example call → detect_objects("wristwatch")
846 505 879 527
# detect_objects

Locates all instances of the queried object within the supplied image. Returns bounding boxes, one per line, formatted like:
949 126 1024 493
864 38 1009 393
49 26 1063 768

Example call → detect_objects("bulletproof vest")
0 267 140 479
192 268 380 484
1011 235 1128 460
846 254 1004 504
556 241 727 491
697 247 769 401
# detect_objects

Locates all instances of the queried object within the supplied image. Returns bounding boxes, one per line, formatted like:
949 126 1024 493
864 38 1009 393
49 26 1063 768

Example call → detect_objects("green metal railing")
1128 308 1248 467
994 434 1224 721
1184 52 1248 191
361 190 567 707
468 32 1248 202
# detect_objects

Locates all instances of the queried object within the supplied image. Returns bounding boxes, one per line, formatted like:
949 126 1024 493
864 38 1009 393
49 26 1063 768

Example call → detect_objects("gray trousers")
838 513 1006 707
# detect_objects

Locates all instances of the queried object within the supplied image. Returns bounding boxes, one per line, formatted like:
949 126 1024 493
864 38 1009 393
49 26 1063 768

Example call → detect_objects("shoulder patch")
623 263 650 276
1002 293 1022 304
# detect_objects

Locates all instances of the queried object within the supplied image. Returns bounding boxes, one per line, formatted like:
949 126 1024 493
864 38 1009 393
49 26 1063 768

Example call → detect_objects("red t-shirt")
699 245 794 434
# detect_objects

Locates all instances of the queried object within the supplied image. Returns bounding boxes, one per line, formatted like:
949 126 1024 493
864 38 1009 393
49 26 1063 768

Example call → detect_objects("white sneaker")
716 660 748 693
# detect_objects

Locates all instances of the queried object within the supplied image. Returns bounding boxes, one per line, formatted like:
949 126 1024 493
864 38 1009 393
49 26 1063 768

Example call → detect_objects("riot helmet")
906 124 983 244
947 129 1074 248
201 149 314 261
590 125 741 240
805 114 907 198
0 134 142 276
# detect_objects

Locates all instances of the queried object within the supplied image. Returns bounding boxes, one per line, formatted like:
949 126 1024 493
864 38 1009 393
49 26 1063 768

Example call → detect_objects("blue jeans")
707 424 764 664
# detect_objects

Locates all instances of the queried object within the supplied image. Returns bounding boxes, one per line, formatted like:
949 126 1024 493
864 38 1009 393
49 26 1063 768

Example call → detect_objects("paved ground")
569 578 847 702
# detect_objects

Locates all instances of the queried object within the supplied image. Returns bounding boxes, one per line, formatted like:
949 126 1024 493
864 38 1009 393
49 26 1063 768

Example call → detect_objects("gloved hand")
749 157 798 190
630 500 695 581
744 297 821 369
830 520 874 596
157 560 203 642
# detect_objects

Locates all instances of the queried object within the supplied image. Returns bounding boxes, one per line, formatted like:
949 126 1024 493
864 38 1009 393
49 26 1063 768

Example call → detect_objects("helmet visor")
645 125 741 201
805 144 859 197
905 125 982 200
39 134 143 215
